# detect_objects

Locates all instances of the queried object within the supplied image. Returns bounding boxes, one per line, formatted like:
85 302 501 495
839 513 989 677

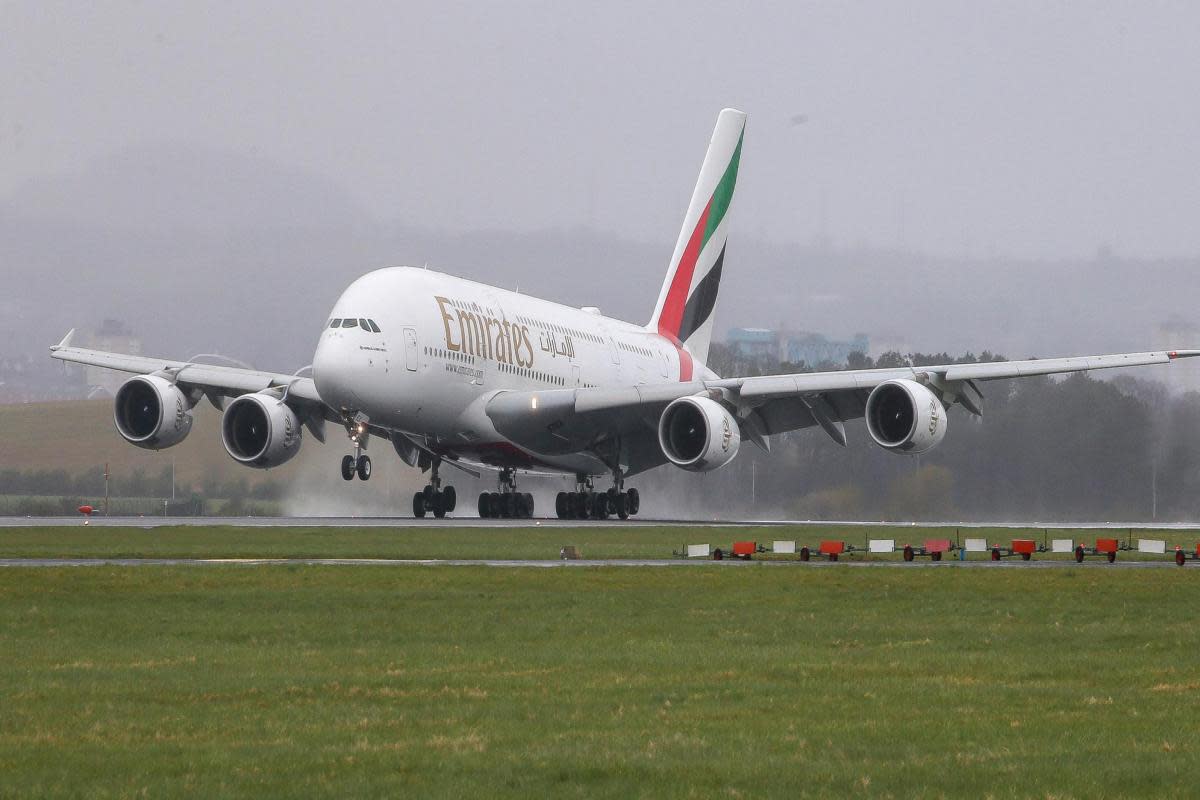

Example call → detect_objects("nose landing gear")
413 456 456 518
340 413 372 481
478 468 534 519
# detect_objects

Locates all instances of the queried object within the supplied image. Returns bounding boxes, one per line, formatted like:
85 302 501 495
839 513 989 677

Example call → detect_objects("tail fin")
648 108 746 366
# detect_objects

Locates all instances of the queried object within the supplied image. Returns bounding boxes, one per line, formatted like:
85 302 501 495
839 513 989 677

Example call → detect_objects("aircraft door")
403 327 418 371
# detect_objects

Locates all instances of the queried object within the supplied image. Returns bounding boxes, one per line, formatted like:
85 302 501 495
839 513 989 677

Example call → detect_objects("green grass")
1 566 1198 797
2 523 1199 562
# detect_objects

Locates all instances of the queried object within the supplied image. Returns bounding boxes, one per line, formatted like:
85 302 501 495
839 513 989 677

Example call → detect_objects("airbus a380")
51 109 1199 520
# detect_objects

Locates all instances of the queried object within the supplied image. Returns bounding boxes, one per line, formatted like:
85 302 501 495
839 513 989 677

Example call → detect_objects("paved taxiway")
0 557 1187 569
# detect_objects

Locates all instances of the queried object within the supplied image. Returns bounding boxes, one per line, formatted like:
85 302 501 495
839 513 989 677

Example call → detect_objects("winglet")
50 329 76 352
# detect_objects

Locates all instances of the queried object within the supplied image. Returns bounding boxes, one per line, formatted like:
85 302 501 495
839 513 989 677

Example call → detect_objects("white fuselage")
311 267 708 476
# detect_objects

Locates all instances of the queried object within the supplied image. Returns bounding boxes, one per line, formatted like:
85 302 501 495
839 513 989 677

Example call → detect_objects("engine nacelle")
658 396 741 472
221 392 303 469
113 375 194 450
864 378 947 454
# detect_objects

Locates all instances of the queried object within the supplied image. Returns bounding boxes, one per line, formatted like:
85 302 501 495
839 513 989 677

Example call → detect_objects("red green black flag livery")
649 108 746 373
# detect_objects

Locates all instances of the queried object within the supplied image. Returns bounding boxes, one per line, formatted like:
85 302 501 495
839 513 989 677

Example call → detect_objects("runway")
4 516 1199 530
0 557 1187 569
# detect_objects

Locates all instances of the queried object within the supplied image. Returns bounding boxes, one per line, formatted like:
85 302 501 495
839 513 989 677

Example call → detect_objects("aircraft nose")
312 332 356 409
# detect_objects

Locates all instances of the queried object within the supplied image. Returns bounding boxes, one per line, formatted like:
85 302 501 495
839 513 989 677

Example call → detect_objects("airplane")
50 108 1200 520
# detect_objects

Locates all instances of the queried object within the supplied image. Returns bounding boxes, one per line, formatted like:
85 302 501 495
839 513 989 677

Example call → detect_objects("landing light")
531 396 539 410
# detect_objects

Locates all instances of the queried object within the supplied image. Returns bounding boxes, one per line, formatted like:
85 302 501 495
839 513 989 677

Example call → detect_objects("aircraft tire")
341 455 355 481
614 492 628 520
356 455 372 481
555 492 567 519
489 492 502 518
478 492 490 518
413 492 426 518
432 492 446 519
627 488 640 515
523 493 534 518
443 486 457 512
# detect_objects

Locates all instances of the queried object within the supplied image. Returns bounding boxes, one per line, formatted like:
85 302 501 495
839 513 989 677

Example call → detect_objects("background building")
726 327 869 368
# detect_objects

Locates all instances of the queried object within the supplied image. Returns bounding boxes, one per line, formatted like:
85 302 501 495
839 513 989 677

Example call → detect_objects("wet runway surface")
4 516 1199 530
0 557 1187 569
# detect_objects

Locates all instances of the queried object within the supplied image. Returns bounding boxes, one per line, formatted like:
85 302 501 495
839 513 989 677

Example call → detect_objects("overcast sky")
5 1 1200 260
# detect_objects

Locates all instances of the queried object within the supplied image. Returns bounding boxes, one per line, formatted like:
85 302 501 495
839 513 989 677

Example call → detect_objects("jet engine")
221 392 303 468
113 375 194 449
657 396 741 472
864 379 947 454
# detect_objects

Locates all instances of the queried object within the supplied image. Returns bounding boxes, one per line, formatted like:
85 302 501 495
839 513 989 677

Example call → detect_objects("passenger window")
367 319 381 333
343 318 358 328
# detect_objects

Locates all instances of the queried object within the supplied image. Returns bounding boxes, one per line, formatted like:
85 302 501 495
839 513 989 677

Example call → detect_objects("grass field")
2 523 1200 562
1 563 1199 797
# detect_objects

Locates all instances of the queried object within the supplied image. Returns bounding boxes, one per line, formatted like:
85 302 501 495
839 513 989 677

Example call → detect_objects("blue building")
726 328 868 368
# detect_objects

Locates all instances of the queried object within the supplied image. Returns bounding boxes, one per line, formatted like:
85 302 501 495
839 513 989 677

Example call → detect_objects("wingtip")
50 328 75 352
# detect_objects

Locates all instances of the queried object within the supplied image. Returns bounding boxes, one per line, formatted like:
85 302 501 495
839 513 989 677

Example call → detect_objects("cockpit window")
359 318 370 331
342 318 358 329
367 319 381 333
329 319 341 328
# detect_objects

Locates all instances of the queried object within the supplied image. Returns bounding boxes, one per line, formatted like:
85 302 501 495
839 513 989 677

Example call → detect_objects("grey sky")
5 1 1200 259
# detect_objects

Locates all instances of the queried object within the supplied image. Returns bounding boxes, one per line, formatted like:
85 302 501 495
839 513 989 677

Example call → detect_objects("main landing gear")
478 467 535 519
340 413 372 481
555 473 640 520
413 456 456 519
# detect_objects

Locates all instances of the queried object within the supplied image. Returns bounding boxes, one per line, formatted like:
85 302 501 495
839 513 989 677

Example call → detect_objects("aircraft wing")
49 329 326 408
486 349 1200 472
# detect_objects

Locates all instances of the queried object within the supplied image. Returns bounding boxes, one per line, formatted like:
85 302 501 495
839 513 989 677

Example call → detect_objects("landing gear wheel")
478 492 490 518
443 485 457 512
341 455 355 481
582 492 595 519
501 492 515 519
489 492 502 519
627 488 640 515
524 493 534 518
412 492 426 518
594 493 609 519
555 492 568 519
432 492 446 519
614 492 628 520
356 455 372 481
